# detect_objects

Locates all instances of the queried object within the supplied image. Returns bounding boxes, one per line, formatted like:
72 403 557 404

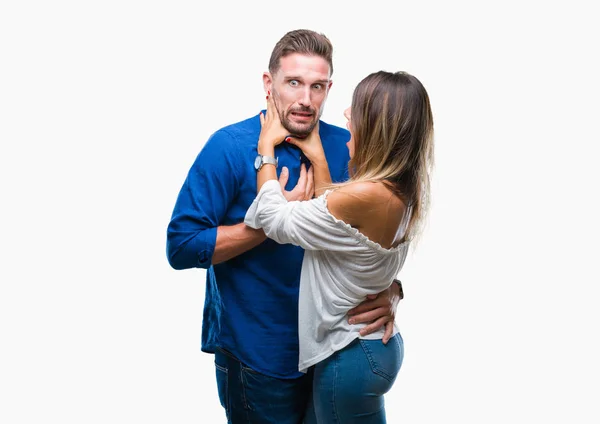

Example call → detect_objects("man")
166 29 403 423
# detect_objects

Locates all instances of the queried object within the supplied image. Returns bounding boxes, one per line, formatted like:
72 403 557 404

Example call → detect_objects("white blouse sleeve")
244 180 360 251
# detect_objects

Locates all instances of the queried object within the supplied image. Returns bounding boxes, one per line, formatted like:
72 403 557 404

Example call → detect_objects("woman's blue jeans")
303 333 404 424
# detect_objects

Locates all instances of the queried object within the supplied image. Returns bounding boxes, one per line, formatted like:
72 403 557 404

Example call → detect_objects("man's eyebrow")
284 76 330 84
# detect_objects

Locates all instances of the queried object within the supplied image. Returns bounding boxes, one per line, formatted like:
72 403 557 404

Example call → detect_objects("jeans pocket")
239 364 309 417
359 334 404 383
240 364 268 411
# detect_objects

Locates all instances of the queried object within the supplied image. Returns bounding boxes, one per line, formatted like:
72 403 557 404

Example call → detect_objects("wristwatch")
254 154 278 171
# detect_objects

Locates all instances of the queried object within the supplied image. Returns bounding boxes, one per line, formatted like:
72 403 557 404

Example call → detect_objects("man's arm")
167 127 314 269
212 223 266 265
167 130 243 270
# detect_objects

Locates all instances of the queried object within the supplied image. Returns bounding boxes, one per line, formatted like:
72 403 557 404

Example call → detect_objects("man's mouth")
290 111 314 121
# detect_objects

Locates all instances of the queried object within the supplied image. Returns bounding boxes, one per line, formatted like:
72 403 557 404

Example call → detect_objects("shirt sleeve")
167 129 242 269
244 180 360 251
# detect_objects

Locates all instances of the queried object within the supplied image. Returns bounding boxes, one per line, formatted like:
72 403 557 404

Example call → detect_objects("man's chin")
288 131 310 139
284 122 316 138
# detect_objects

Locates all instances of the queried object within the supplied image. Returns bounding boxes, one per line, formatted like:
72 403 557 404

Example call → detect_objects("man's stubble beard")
272 90 323 138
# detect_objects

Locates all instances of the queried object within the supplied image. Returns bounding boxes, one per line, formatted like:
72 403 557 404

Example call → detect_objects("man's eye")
289 80 299 87
313 84 323 90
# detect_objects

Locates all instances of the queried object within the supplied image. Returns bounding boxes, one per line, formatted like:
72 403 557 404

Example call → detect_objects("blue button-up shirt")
167 112 350 378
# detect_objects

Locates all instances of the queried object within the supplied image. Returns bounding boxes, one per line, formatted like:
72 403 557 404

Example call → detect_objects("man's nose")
298 88 312 108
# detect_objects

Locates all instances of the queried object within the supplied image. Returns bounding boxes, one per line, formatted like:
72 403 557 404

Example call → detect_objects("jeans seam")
240 364 259 375
240 368 254 423
215 363 228 374
332 352 340 423
214 355 230 422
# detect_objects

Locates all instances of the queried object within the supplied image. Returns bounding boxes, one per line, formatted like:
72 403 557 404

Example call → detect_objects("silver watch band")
255 154 278 171
261 155 278 166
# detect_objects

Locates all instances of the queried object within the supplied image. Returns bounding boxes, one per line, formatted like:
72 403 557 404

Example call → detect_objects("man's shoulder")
203 113 260 149
217 113 260 137
319 120 350 166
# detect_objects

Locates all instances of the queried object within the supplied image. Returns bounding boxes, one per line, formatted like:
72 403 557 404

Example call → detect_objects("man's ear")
263 72 273 94
328 80 333 91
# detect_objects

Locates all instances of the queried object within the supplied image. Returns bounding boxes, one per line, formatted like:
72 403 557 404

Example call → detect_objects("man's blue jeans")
214 347 312 423
304 333 404 423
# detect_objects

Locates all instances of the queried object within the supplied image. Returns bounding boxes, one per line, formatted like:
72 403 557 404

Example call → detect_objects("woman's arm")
255 93 288 192
284 123 332 197
244 180 349 250
311 159 332 198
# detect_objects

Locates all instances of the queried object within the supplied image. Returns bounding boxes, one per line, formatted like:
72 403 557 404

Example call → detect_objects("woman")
244 70 434 422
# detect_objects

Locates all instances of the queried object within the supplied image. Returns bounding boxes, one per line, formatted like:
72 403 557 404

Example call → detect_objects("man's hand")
347 281 402 344
278 164 315 201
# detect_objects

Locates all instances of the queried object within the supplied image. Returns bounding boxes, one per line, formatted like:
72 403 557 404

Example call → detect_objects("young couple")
167 29 434 423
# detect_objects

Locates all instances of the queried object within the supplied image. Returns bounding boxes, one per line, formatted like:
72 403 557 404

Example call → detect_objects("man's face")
263 53 332 138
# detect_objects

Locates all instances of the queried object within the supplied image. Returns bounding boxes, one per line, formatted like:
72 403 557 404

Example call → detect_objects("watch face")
254 155 262 170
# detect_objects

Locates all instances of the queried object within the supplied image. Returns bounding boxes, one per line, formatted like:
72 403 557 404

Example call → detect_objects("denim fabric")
304 334 403 424
215 348 313 423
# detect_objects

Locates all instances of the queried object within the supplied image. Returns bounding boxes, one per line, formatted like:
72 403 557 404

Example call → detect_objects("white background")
1 1 599 423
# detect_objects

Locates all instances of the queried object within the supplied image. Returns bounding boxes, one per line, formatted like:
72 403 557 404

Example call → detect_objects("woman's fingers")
382 321 394 345
305 166 315 199
266 90 276 120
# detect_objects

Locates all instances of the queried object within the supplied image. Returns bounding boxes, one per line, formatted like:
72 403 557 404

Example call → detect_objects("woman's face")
344 107 355 158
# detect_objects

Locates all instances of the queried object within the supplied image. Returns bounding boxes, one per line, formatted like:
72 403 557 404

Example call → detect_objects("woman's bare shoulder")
326 181 405 226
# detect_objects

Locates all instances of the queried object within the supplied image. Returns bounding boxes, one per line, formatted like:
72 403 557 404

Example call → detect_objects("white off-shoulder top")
244 179 410 373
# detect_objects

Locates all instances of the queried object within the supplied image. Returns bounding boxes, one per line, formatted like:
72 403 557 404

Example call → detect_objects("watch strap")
261 155 278 167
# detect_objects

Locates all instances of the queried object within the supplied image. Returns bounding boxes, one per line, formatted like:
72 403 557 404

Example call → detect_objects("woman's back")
326 180 410 249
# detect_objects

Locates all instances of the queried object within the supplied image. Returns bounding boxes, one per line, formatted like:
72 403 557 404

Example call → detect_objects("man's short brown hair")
268 29 333 76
